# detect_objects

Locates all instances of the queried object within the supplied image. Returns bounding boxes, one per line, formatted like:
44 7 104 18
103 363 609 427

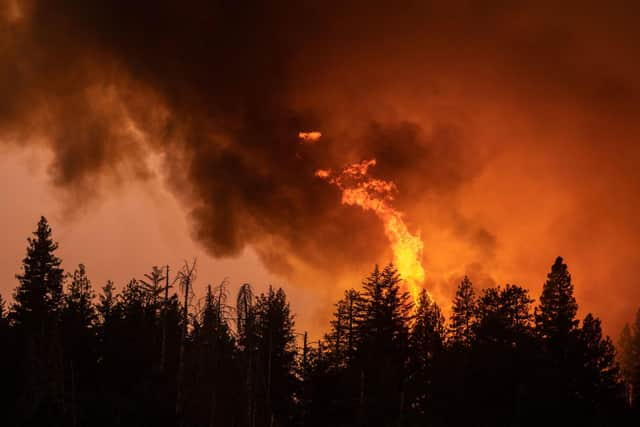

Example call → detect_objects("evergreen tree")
96 280 117 327
12 216 64 326
534 257 582 420
63 264 96 329
254 286 297 427
325 288 363 368
448 276 476 348
535 256 579 351
630 309 640 409
186 283 238 426
357 264 413 427
407 289 445 421
11 216 65 425
61 264 97 427
0 293 18 423
576 313 624 417
139 265 166 309
618 322 635 408
475 284 533 346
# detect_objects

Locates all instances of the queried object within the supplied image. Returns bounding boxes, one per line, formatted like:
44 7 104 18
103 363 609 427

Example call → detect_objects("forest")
1 216 639 427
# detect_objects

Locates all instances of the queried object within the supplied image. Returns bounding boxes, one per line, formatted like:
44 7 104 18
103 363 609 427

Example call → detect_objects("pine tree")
61 264 97 427
448 276 476 347
325 288 363 368
63 264 96 330
254 286 297 427
407 289 445 419
139 266 166 309
11 216 65 424
577 314 624 415
187 283 237 426
12 216 64 326
535 256 579 350
0 293 17 423
474 284 533 347
96 280 117 326
357 264 412 427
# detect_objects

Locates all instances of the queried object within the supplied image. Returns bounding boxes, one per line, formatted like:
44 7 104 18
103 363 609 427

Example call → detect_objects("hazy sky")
1 1 640 338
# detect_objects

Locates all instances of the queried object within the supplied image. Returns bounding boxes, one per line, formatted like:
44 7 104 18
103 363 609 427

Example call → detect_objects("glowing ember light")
298 131 322 143
316 159 425 303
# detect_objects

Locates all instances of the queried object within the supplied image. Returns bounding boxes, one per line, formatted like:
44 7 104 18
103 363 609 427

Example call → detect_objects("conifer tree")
325 288 363 368
448 276 476 347
187 283 237 425
577 313 624 414
535 256 579 350
407 289 445 419
63 264 96 330
357 264 412 427
630 309 640 409
254 286 297 427
12 216 64 326
61 264 97 427
12 216 65 425
96 280 117 326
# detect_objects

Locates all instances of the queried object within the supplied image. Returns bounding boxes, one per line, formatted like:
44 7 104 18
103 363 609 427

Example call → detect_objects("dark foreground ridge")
1 217 639 427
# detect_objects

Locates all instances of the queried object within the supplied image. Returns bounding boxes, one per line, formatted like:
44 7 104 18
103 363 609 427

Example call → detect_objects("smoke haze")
1 0 640 334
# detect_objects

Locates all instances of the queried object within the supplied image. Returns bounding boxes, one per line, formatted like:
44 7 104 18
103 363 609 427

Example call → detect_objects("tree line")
1 217 639 426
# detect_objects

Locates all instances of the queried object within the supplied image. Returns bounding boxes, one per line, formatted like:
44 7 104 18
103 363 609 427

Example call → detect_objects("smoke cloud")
2 1 640 333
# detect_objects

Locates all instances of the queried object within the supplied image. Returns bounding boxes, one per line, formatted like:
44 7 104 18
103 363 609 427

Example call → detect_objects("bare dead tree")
175 258 197 425
236 283 255 427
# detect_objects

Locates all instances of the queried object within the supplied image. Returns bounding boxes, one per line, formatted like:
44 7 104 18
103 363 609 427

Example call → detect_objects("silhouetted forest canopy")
1 217 639 427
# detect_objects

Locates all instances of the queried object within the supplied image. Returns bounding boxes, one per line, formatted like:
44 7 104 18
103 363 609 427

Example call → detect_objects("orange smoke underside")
315 159 425 303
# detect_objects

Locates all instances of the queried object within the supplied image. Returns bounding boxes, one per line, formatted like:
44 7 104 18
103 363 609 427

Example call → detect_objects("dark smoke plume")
2 1 640 330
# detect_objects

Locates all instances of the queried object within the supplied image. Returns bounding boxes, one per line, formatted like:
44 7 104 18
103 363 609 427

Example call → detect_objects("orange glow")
298 131 322 143
316 159 425 303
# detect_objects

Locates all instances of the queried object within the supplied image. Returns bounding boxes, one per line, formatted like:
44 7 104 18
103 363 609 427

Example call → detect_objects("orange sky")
1 1 640 338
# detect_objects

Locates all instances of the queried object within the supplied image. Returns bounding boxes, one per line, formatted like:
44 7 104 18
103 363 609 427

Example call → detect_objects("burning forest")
2 1 640 426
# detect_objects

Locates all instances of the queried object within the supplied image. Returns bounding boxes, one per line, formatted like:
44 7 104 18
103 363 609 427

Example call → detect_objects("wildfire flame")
298 131 322 143
315 159 425 303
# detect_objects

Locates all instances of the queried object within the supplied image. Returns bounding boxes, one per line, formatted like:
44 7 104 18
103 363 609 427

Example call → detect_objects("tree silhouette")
535 256 579 351
250 286 297 427
61 264 97 427
1 218 638 426
407 289 445 423
12 216 65 425
357 264 412 427
620 309 640 411
448 276 476 348
576 313 624 417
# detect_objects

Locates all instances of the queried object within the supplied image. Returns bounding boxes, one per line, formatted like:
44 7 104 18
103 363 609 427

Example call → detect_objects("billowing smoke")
2 1 640 332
